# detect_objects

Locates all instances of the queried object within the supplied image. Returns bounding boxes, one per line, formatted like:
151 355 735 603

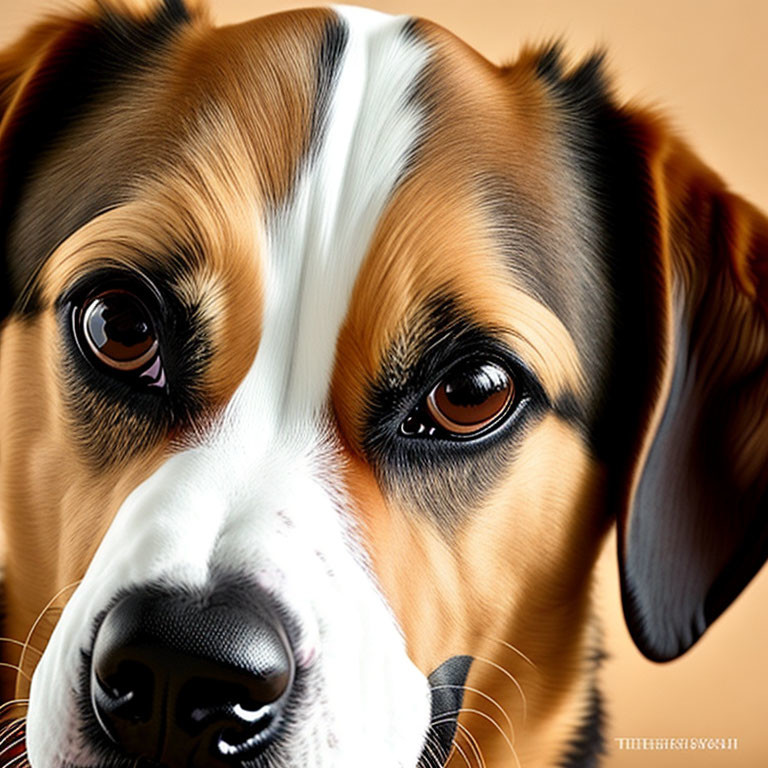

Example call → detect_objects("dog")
0 0 766 766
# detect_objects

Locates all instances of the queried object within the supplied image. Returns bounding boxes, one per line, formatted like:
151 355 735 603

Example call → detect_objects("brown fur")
1 3 767 767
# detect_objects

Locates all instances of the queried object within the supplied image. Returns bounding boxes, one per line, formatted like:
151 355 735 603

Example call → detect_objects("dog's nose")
89 587 295 768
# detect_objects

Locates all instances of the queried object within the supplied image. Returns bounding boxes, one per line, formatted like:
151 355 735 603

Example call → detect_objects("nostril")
178 659 293 762
180 679 287 729
216 706 277 759
92 659 154 726
177 682 281 760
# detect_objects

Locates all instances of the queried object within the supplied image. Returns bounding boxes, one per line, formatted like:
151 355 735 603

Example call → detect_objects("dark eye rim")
399 352 536 443
65 269 167 387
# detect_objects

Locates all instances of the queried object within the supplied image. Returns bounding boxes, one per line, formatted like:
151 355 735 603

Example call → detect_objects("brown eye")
426 360 514 435
81 290 159 372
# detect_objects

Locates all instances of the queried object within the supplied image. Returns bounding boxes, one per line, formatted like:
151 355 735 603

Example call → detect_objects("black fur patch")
307 16 349 163
531 44 659 465
417 656 474 768
482 168 611 422
558 684 605 768
557 640 606 768
0 2 195 321
535 43 612 112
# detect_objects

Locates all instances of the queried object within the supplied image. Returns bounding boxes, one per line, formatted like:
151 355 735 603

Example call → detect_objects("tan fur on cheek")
450 419 608 768
0 313 171 693
345 416 602 658
343 453 475 675
459 418 601 610
344 418 608 768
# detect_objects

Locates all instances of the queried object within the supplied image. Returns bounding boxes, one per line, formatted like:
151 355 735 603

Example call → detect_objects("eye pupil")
82 291 159 371
439 366 510 417
427 361 514 435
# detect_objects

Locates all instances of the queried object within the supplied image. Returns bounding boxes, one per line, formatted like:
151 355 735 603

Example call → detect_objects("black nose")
90 586 295 768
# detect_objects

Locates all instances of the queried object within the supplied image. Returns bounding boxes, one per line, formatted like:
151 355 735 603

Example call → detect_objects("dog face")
1 2 767 767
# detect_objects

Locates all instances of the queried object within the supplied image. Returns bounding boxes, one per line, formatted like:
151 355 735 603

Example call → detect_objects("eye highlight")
401 359 516 439
73 285 166 389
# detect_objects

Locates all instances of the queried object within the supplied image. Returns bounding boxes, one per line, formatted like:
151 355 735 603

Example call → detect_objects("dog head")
1 1 767 766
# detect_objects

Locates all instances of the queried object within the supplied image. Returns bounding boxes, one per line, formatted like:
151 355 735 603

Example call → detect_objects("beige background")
1 0 767 765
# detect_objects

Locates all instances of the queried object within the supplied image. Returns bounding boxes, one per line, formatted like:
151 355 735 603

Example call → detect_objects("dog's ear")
604 106 768 661
0 15 80 320
0 0 204 322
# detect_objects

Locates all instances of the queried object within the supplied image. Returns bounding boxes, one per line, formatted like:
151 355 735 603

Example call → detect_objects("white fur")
26 7 432 767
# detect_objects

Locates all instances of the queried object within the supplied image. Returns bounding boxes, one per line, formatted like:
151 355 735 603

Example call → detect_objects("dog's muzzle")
88 584 295 767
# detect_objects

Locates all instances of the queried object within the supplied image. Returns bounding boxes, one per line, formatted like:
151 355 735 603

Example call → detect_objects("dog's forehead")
196 8 593 389
13 3 609 442
182 8 592 416
12 4 562 300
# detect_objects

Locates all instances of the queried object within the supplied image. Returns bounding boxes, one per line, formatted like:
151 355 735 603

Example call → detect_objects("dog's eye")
402 360 515 438
77 290 164 385
428 361 514 434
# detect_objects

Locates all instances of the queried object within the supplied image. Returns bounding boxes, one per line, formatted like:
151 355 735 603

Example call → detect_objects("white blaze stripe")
227 6 428 430
27 7 433 768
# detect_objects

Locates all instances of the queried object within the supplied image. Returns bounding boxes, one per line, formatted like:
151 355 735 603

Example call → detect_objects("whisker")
0 642 40 659
0 734 25 758
0 716 25 733
0 705 28 722
422 731 451 768
0 666 29 685
479 635 538 671
424 722 473 768
18 579 82 692
430 684 515 744
1 751 28 768
0 721 26 751
0 708 28 736
470 655 528 723
454 721 486 768
453 708 521 768
449 736 472 768
429 717 487 768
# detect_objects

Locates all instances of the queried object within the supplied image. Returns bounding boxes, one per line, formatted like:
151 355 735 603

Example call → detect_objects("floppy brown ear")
0 19 64 113
609 108 768 661
0 14 83 320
